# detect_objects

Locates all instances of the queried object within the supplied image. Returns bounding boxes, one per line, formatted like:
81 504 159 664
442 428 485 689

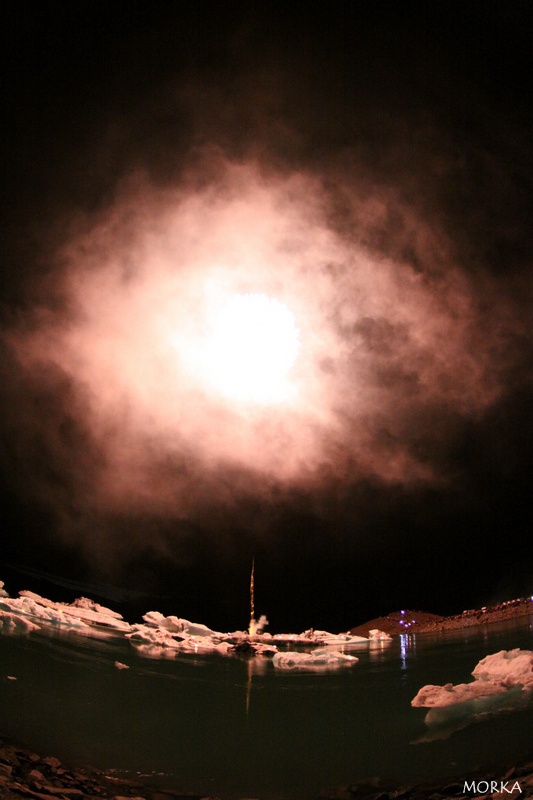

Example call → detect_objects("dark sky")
1 0 531 634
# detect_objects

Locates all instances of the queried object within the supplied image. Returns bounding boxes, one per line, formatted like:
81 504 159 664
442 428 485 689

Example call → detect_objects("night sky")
1 1 531 634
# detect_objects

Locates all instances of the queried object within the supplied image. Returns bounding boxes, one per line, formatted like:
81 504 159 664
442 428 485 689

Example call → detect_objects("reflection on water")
400 633 408 669
1 616 532 799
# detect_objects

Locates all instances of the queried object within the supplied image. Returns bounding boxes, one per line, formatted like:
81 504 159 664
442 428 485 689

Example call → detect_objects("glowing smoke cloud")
195 291 300 405
3 158 514 562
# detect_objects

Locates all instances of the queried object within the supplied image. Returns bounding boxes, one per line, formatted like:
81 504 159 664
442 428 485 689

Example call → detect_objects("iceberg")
412 649 533 708
177 636 231 655
267 628 370 647
141 610 223 638
472 648 533 687
0 577 371 667
0 595 91 629
316 633 371 647
368 628 393 641
0 590 133 632
141 610 183 631
412 649 533 740
17 591 132 631
229 639 278 656
270 632 310 643
0 609 40 634
272 648 359 671
126 622 233 656
126 624 183 648
70 596 124 619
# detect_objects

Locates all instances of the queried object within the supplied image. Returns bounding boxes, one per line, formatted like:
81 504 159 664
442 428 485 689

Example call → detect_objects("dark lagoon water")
1 615 532 799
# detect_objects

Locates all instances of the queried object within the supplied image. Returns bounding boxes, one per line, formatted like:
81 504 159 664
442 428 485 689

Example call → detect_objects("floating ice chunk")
472 648 533 688
142 611 183 632
126 621 233 656
142 610 165 627
277 629 369 647
230 639 278 656
273 648 359 670
19 589 48 606
59 605 131 630
178 636 225 654
368 629 393 641
318 634 370 647
114 661 129 670
27 590 129 629
271 633 314 644
127 624 274 658
1 596 90 628
412 678 514 707
0 581 9 598
18 590 52 604
0 609 40 634
141 611 221 638
252 641 278 656
71 597 124 619
9 592 131 631
411 649 533 740
412 685 532 743
126 624 182 648
278 628 370 648
412 649 533 709
183 620 221 637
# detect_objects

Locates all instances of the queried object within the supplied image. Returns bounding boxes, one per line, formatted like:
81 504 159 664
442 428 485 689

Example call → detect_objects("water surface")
1 615 532 798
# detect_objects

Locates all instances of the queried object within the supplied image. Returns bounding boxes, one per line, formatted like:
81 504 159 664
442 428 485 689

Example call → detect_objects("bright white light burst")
203 292 300 404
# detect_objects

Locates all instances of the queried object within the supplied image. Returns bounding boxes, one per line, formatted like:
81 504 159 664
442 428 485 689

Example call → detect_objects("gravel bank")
1 736 532 800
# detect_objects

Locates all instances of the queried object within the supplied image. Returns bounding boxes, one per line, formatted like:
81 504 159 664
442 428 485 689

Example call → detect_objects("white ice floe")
142 610 223 638
126 624 183 648
1 590 132 632
229 639 278 656
472 648 533 687
411 649 533 740
317 633 371 648
0 581 9 598
268 629 370 648
18 591 132 631
250 641 278 656
126 623 231 656
412 648 533 708
0 577 370 667
267 633 299 643
178 636 232 655
0 609 40 634
71 596 124 619
368 629 393 641
142 610 183 631
114 661 129 670
272 648 359 670
0 595 90 629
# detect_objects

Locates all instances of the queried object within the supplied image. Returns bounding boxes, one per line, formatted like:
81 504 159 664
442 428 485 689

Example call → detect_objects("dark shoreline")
1 735 532 800
349 597 533 638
